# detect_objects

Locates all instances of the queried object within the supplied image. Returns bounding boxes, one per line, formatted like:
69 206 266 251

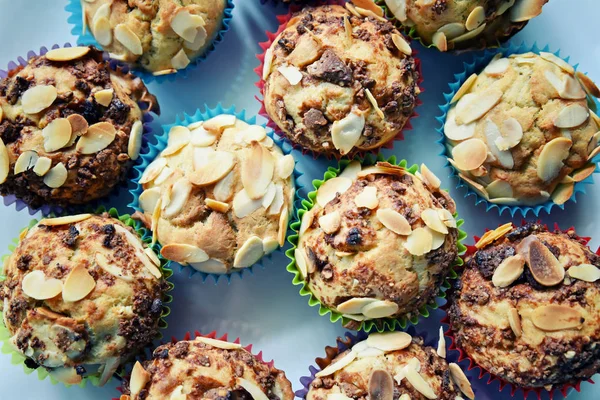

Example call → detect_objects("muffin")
0 213 168 385
0 45 158 209
262 4 420 157
444 52 600 207
296 161 458 326
384 0 549 51
448 222 600 389
81 0 228 74
120 336 294 400
135 114 295 274
307 331 473 400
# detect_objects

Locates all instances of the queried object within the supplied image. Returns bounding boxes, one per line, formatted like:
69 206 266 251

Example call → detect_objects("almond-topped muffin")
262 4 420 157
296 161 458 326
444 52 600 207
385 0 549 51
120 336 294 400
0 213 168 385
448 222 600 389
135 114 295 274
307 331 473 400
0 45 158 208
81 0 228 74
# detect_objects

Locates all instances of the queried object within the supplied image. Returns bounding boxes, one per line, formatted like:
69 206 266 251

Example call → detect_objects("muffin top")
82 0 227 74
385 0 549 51
307 331 472 400
136 115 295 274
263 4 420 157
0 46 158 208
0 213 168 386
449 222 600 388
296 161 458 326
121 336 294 400
444 52 600 206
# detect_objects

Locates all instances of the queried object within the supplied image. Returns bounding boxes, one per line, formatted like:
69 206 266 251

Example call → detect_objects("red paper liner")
442 221 597 400
112 331 277 399
253 0 424 160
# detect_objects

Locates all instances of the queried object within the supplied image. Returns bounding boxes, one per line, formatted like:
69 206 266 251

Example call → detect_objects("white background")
0 0 599 399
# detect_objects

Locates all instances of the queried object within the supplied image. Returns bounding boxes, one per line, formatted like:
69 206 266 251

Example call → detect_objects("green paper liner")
0 207 173 387
285 153 467 332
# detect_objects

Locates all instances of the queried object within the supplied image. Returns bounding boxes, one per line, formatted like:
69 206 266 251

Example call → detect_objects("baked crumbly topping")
120 337 294 400
449 222 600 388
0 213 168 386
386 0 549 51
297 162 458 324
82 0 227 74
444 52 600 206
0 46 158 208
136 115 295 274
263 4 419 156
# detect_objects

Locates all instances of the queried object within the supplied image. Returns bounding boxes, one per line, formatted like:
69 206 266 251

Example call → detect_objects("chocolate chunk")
7 76 31 105
472 244 516 279
346 227 362 245
303 108 327 129
277 37 295 53
0 120 23 144
505 223 545 241
171 341 189 359
79 100 103 124
75 365 86 375
153 347 169 359
104 98 130 125
307 50 353 86
63 225 80 249
16 255 32 271
322 265 333 280
102 224 116 248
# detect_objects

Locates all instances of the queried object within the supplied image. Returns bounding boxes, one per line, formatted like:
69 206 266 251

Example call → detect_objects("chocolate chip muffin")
82 0 228 74
262 4 420 157
448 222 600 389
385 0 549 51
135 114 295 274
0 46 158 209
120 336 294 400
296 161 458 326
444 52 600 206
0 213 168 385
307 331 473 400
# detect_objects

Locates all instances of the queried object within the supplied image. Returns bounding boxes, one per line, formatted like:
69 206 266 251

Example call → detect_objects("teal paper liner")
436 41 600 217
0 207 173 387
286 154 467 332
129 103 303 284
65 0 235 83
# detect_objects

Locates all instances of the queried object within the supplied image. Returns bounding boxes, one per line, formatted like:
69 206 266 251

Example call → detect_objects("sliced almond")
315 349 357 378
94 88 113 107
354 6 387 22
190 149 236 186
392 33 412 56
276 154 295 180
237 378 269 400
484 119 514 169
261 182 277 209
449 363 475 400
299 209 315 237
354 186 379 209
163 178 192 218
521 237 565 286
377 208 411 235
465 6 485 31
42 118 72 152
319 211 341 234
22 270 63 300
295 248 309 278
270 185 286 217
232 189 263 218
234 236 264 269
449 22 486 43
14 150 39 175
140 157 167 185
195 336 241 350
475 222 513 249
531 305 584 331
496 117 523 150
33 156 52 176
205 198 230 213
384 0 407 21
419 164 441 190
262 46 274 80
190 259 228 274
510 0 545 22
567 263 600 282
431 31 447 52
242 142 275 199
444 108 476 141
46 46 90 62
278 207 288 246
170 9 204 42
43 162 68 188
486 180 513 199
537 137 572 182
365 89 385 119
508 307 522 337
289 34 322 67
554 104 589 128
337 298 377 314
151 198 162 245
190 126 218 147
484 58 510 77
404 227 433 256
437 209 456 229
331 112 365 155
93 16 112 46
455 89 502 124
163 126 191 156
62 265 96 302
213 171 235 202
458 173 489 199
48 367 82 385
437 326 446 358
540 52 574 75
114 24 143 55
278 65 303 85
67 114 88 138
576 71 600 98
171 48 190 70
144 247 161 267
316 177 352 207
437 23 465 40
39 214 92 227
362 300 399 319
130 361 150 397
404 366 436 399
237 125 267 144
366 332 411 352
369 369 394 400
451 74 477 104
451 138 487 171
21 85 57 114
551 182 574 205
560 75 587 100
126 120 143 161
76 122 116 154
353 0 384 16
492 255 525 287
421 208 448 234
203 114 236 133
357 162 405 178
161 243 209 264
589 143 600 161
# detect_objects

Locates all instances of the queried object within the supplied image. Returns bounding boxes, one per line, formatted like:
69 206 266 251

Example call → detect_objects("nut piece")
492 255 525 287
67 114 89 137
262 46 274 80
46 46 91 61
451 73 477 104
475 222 513 249
319 211 341 234
455 89 502 124
191 149 236 186
21 85 57 114
365 89 385 119
233 236 264 269
171 48 190 70
39 214 92 226
537 137 572 182
551 182 574 205
93 17 112 46
508 307 522 338
232 189 263 218
203 114 236 133
483 58 509 76
14 150 39 175
420 164 441 189
94 89 113 107
128 120 143 161
354 186 379 209
195 336 242 350
205 198 230 213
242 142 275 199
62 265 96 302
567 264 600 282
163 126 191 156
277 154 295 179
130 361 150 397
331 112 365 155
295 248 309 278
362 300 399 319
437 326 446 358
451 138 488 171
404 227 433 256
237 378 269 400
366 332 412 352
437 22 466 40
43 162 68 188
22 270 63 300
403 366 436 399
140 157 167 184
554 104 589 128
421 208 448 234
576 71 600 98
163 178 192 218
33 157 52 176
315 350 357 378
316 177 352 207
449 363 475 400
337 297 377 314
277 65 303 85
376 208 411 235
170 9 205 42
496 117 523 150
43 118 72 152
444 108 476 141
510 0 545 22
161 243 209 264
77 122 116 154
520 237 565 286
391 33 412 55
114 24 143 55
369 370 394 400
531 305 584 331
431 31 447 52
540 52 575 75
465 6 485 31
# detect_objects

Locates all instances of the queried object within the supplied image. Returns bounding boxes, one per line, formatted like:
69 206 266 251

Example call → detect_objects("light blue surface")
0 1 598 399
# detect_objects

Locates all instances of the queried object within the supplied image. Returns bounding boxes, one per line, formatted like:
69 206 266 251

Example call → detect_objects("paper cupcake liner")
296 325 477 398
254 0 423 160
442 221 597 400
436 41 600 217
112 330 280 399
0 43 158 217
65 0 234 83
0 207 173 387
129 103 303 284
286 153 467 332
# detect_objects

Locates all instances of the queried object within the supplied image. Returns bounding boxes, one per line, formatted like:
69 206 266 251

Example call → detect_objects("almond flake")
96 252 132 281
419 164 441 190
278 65 303 85
337 298 377 314
242 142 275 199
484 57 509 77
21 85 57 114
567 264 600 282
316 177 352 207
404 366 436 399
449 22 486 44
376 208 411 235
486 179 513 199
589 144 600 161
456 89 502 124
94 88 113 107
431 31 447 52
191 149 236 186
421 208 448 234
509 0 544 22
140 157 167 185
163 126 191 156
237 378 269 400
196 336 242 350
33 156 52 176
315 211 340 235
508 307 522 337
234 236 264 269
130 362 150 397
484 119 514 168
203 114 236 133
163 178 192 218
561 75 587 100
540 52 574 75
519 236 565 286
492 254 525 287
475 222 513 249
62 265 96 302
144 247 161 267
262 45 274 80
353 0 384 16
232 189 263 218
404 227 433 256
299 209 315 237
531 304 584 331
67 114 89 137
278 207 289 246
437 326 446 358
14 150 39 175
344 16 353 46
551 182 574 205
496 117 523 150
437 23 465 40
573 164 596 182
451 138 488 171
449 363 474 399
444 108 476 141
576 71 600 98
125 120 143 161
238 125 267 143
213 171 235 202
171 48 190 70
295 248 309 278
451 74 477 104
49 367 82 385
357 162 405 178
151 198 161 245
366 331 411 352
554 104 589 128
190 259 228 274
22 270 63 300
170 10 204 42
358 347 384 359
76 121 116 154
39 214 92 227
190 126 218 147
362 300 399 319
331 112 365 155
93 16 112 46
537 137 572 182
205 198 230 213
365 89 385 119
261 182 277 209
315 350 357 378
385 0 407 21
46 46 90 62
43 118 72 152
354 186 378 209
391 33 412 56
465 6 485 31
152 68 176 76
276 154 295 180
161 243 209 264
114 24 143 55
43 162 68 188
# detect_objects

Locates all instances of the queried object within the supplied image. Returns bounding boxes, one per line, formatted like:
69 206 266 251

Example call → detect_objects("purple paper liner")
0 43 158 216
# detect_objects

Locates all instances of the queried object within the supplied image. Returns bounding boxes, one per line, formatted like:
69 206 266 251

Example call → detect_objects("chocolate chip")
153 347 169 359
75 365 86 375
303 108 328 130
346 227 362 245
16 255 32 271
104 98 130 125
307 50 353 86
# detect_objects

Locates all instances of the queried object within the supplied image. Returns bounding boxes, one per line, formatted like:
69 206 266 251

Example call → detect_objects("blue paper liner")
436 41 600 217
296 325 477 399
65 0 235 83
0 43 157 217
129 103 303 284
